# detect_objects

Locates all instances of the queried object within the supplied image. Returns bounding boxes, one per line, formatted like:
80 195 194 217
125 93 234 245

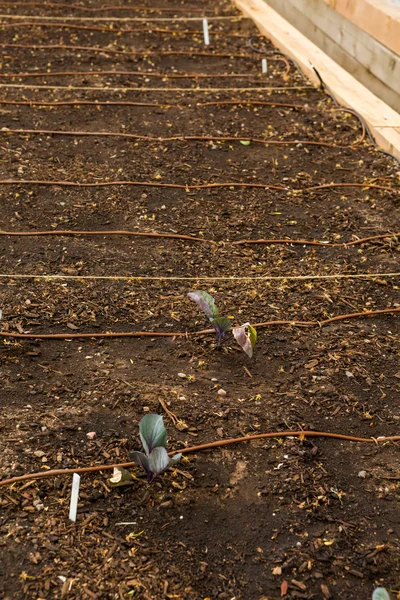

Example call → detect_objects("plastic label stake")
262 58 268 74
203 18 210 46
69 473 81 522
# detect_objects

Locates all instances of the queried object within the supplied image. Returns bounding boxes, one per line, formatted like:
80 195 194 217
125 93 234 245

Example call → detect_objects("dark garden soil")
0 1 399 599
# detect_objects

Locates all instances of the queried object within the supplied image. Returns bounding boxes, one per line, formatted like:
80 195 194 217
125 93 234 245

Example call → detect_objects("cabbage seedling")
188 290 257 357
129 414 181 483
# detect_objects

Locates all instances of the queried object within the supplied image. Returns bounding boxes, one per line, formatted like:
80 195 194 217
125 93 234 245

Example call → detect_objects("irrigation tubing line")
232 232 400 247
0 14 244 22
0 22 204 32
0 308 399 341
0 100 186 108
0 44 276 61
1 230 397 248
0 99 369 142
0 229 217 244
0 129 365 148
0 2 208 12
0 100 367 142
0 179 285 191
1 429 399 488
0 85 311 92
0 179 397 194
0 71 280 80
0 100 307 109
199 100 308 109
0 23 249 35
0 273 398 282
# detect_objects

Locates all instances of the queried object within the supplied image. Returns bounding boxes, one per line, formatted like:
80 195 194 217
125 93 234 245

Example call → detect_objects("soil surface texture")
0 1 399 599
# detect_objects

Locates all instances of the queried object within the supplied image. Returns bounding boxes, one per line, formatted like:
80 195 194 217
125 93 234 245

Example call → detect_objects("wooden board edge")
320 0 400 56
233 0 400 159
373 127 400 159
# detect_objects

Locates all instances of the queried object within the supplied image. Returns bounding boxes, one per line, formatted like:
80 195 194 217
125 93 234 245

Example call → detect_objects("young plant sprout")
188 290 257 357
373 589 391 600
129 414 181 483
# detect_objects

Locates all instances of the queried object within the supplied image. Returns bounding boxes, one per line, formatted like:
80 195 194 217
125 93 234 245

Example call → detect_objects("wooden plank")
233 0 400 158
265 0 400 112
373 127 400 158
279 0 400 96
321 0 400 55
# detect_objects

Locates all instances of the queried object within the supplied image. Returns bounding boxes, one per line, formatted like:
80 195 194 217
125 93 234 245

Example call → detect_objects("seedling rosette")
129 414 181 483
188 290 257 357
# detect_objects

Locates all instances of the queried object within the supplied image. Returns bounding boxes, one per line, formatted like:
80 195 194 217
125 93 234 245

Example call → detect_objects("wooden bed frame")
234 0 400 158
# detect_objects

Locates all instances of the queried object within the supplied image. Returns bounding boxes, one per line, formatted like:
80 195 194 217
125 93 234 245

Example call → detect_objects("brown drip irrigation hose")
0 71 275 80
0 85 312 92
0 99 306 110
0 180 286 191
0 102 365 144
232 232 400 247
0 23 242 35
0 307 399 340
0 2 208 11
0 180 397 193
0 22 197 32
0 230 398 248
0 102 365 142
0 100 184 108
0 129 365 148
0 21 252 39
0 229 216 244
0 14 240 21
1 273 395 281
0 430 399 488
200 100 306 108
0 44 281 61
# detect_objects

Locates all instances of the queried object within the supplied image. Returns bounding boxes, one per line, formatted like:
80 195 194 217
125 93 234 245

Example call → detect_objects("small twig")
159 397 188 431
158 397 178 425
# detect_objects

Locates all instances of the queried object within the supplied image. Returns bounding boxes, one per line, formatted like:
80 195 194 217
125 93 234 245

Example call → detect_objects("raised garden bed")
0 1 399 599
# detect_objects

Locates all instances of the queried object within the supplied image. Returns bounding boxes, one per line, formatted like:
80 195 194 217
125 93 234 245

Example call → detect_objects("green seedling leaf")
248 324 257 348
148 447 172 477
139 413 167 455
233 323 257 358
240 140 251 146
372 589 391 600
129 451 151 476
130 415 182 482
108 467 135 487
170 453 182 466
188 290 219 319
210 316 232 345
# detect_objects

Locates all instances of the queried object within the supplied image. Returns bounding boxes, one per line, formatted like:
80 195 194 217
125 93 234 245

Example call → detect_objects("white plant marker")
203 18 210 46
262 58 268 74
69 473 80 522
